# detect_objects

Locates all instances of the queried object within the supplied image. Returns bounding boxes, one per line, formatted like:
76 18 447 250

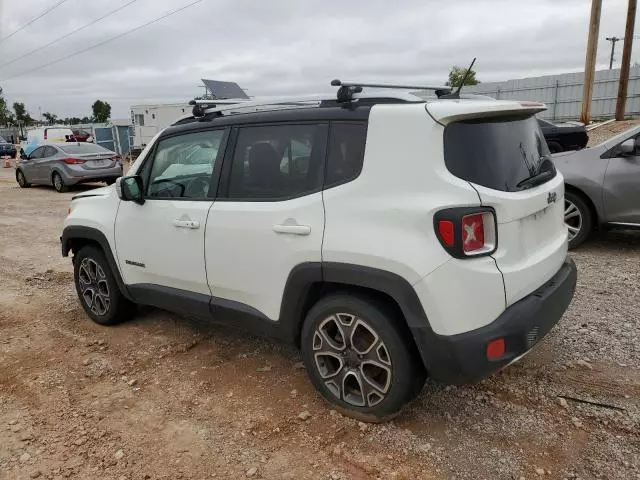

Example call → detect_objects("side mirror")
620 138 635 155
20 152 28 160
115 175 145 205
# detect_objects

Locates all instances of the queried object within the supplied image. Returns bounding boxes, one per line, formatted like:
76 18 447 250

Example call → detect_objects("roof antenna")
438 57 476 99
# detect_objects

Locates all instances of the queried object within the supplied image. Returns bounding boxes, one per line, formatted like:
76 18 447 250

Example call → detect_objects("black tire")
301 294 425 422
52 172 68 193
73 246 135 326
548 141 563 154
16 169 30 188
105 179 115 186
565 190 593 249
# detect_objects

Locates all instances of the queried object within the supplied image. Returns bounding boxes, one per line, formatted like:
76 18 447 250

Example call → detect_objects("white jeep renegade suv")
61 85 577 421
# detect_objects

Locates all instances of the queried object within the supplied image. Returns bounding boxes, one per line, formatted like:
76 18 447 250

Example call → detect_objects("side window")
325 123 367 188
146 129 226 199
43 146 58 157
30 147 45 159
226 124 327 200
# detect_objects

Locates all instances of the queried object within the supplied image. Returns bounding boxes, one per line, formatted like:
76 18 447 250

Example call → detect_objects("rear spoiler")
426 100 547 125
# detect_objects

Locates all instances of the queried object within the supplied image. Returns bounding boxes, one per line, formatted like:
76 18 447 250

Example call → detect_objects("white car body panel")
205 192 324 320
114 200 213 295
322 104 482 285
472 174 568 306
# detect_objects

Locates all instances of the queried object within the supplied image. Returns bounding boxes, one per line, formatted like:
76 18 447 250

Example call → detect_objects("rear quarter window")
324 122 367 189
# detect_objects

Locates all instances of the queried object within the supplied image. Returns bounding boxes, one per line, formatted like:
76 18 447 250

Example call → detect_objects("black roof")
164 104 373 137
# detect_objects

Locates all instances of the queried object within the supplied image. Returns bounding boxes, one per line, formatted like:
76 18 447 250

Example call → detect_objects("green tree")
447 66 480 87
0 86 13 126
13 102 34 127
92 100 111 123
42 112 58 125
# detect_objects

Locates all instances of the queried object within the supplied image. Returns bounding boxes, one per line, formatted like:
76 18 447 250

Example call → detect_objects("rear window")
59 144 111 154
444 115 553 192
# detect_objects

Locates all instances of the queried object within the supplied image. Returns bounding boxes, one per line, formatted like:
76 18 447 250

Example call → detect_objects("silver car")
552 125 640 248
16 143 122 192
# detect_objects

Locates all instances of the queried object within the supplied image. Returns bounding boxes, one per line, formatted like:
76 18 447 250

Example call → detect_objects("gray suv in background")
16 143 122 192
553 125 640 248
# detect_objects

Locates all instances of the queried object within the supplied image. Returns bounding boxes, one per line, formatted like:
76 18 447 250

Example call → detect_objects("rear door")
205 123 328 320
41 146 60 182
443 114 567 306
602 135 640 224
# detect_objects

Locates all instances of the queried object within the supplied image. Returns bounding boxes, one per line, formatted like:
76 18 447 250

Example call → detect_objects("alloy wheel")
17 171 25 187
312 313 392 408
53 174 63 191
78 258 110 316
564 199 583 242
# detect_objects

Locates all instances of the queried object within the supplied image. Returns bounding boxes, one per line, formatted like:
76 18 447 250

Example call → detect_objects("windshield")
59 144 111 154
444 115 554 192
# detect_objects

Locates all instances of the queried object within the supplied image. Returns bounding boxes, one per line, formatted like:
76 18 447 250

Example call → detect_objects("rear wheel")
301 294 425 422
16 170 30 188
52 172 68 192
73 246 135 325
565 190 593 248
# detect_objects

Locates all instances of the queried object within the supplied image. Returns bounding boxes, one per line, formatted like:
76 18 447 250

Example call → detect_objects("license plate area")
87 159 112 168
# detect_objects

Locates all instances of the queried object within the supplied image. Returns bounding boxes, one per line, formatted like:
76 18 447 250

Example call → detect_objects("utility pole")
616 0 637 120
581 0 602 124
606 36 622 69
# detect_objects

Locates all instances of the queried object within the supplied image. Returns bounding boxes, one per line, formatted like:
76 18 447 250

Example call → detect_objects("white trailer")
130 103 191 148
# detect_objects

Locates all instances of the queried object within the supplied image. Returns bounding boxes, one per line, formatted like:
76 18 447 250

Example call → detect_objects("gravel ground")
0 167 638 480
587 120 640 146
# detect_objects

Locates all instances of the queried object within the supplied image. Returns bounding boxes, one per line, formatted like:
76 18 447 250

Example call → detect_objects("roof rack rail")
179 80 449 122
331 79 451 102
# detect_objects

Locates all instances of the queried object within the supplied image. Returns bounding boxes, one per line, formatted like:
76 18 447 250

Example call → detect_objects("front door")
604 137 640 224
114 128 228 300
206 123 328 320
22 146 45 183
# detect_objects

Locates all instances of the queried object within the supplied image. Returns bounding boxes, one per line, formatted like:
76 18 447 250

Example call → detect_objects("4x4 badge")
547 191 557 204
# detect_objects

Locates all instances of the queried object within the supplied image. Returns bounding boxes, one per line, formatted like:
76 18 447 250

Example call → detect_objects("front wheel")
16 170 30 188
301 294 425 422
74 246 135 325
565 191 593 248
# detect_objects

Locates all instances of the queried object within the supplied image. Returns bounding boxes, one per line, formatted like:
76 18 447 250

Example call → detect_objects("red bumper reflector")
486 338 505 360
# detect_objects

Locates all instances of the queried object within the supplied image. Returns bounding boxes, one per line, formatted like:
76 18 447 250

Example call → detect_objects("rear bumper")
412 257 577 384
61 165 122 185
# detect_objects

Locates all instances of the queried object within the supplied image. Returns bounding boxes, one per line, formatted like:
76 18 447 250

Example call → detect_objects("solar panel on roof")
201 79 249 99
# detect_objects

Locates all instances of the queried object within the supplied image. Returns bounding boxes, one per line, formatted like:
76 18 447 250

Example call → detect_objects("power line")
1 0 205 82
0 0 141 70
0 0 72 45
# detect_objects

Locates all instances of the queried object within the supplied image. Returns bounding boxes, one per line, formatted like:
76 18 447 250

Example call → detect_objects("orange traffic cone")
3 158 11 168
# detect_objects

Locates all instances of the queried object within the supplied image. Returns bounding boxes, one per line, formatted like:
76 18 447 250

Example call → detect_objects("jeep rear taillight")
434 208 497 258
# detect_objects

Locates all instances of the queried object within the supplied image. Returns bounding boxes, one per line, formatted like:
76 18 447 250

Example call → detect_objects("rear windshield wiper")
516 157 556 190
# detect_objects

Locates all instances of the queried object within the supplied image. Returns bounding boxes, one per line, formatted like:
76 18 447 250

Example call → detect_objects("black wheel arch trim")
277 261 438 371
61 225 133 301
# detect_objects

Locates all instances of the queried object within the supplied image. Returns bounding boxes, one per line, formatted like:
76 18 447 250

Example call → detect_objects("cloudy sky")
0 0 638 119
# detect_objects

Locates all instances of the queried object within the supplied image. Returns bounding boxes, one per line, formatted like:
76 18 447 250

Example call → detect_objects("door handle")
173 219 200 229
273 224 311 235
